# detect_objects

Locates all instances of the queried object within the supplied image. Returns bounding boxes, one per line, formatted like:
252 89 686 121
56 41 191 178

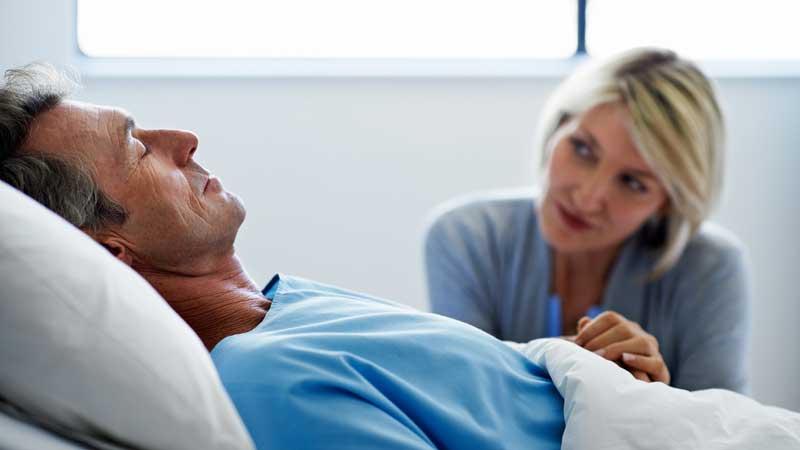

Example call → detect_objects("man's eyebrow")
120 115 135 140
115 114 136 167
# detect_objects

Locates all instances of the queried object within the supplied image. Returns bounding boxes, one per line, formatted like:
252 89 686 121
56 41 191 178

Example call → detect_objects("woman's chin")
541 218 611 254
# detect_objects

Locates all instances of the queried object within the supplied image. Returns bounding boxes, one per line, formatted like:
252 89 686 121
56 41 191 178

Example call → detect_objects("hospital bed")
1 180 798 449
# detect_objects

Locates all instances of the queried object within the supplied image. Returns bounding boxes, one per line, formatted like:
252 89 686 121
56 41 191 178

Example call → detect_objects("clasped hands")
571 311 670 384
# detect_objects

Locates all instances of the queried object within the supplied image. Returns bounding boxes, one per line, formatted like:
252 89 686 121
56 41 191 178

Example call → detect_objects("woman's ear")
658 201 671 216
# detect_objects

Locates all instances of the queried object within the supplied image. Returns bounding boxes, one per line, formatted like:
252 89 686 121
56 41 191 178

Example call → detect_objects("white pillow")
0 181 255 450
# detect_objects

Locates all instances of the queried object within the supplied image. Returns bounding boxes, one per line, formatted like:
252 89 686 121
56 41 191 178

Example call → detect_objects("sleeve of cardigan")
423 202 500 336
670 241 751 393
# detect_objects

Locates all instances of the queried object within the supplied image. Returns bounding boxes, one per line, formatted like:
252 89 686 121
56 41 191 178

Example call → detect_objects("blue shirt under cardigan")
424 190 751 393
211 274 564 450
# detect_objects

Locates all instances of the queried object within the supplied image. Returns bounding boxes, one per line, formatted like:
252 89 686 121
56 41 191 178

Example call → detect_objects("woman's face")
538 103 668 254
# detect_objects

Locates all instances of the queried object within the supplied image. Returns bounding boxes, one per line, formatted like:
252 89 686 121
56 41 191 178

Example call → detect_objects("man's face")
23 100 246 273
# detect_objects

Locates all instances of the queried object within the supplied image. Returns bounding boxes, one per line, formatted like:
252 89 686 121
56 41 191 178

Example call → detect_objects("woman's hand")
574 312 670 384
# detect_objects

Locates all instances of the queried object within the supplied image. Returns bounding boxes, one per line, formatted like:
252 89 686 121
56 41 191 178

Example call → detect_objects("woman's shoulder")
677 223 747 274
425 187 541 232
647 223 750 303
655 224 751 360
423 188 545 255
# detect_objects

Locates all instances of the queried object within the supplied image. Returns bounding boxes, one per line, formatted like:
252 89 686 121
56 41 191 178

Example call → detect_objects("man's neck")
135 255 270 351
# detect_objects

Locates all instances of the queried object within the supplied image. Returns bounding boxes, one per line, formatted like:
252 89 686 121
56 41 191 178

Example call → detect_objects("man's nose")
167 130 198 166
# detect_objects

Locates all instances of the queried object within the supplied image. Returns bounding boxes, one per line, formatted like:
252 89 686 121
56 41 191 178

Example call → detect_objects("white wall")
3 0 799 411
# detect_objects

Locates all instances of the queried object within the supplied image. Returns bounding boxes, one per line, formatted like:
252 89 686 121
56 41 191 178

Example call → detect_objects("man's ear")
84 230 135 266
101 239 134 266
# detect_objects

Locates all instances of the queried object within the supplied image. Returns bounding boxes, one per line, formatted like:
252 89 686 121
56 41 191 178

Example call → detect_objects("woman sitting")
424 48 750 392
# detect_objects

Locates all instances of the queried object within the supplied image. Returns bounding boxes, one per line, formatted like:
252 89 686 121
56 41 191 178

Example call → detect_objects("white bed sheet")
510 338 800 450
0 409 87 450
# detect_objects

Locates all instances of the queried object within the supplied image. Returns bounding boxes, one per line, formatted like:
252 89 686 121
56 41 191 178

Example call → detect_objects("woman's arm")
671 244 751 392
572 230 751 391
423 206 499 335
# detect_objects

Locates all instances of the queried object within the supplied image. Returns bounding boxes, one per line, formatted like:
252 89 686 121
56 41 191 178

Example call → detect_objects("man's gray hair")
0 62 126 232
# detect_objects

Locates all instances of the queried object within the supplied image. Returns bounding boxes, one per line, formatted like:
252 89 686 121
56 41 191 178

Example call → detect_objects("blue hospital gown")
211 274 565 450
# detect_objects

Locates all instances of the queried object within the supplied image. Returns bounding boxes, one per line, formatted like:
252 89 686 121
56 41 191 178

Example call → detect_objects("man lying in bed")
0 63 570 449
5 63 798 450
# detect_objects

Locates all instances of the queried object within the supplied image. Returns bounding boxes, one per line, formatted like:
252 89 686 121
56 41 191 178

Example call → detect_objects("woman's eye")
569 137 593 160
621 174 647 193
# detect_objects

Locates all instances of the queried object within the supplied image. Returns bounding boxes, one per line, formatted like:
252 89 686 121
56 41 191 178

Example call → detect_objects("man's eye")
621 174 647 193
139 140 151 158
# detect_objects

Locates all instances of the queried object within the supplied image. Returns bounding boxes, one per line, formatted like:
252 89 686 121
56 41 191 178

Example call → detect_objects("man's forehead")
48 100 130 131
24 100 130 153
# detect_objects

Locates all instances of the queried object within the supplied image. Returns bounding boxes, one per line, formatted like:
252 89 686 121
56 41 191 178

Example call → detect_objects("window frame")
72 0 800 79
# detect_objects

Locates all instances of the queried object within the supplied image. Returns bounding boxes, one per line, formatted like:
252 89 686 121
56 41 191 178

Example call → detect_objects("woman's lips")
556 202 593 231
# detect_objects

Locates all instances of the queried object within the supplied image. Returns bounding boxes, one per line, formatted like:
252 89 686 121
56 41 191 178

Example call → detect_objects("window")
76 0 800 76
587 0 800 60
78 0 576 59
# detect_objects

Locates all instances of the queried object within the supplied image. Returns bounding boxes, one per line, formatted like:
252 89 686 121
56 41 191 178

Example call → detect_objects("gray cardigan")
424 190 751 393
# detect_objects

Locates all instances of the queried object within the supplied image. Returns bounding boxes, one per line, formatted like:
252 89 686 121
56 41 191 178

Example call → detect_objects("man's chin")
226 194 248 240
231 193 246 222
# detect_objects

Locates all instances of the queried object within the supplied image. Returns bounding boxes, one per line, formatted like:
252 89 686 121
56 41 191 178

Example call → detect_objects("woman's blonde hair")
535 48 725 279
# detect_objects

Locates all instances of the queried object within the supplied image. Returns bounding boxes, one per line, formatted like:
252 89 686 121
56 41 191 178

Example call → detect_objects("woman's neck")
552 245 622 306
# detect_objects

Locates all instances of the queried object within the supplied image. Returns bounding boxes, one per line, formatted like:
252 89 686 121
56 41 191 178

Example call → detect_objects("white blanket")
509 338 800 450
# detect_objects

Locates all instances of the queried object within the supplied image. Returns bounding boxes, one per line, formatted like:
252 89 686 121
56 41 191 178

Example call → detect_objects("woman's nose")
573 172 609 214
